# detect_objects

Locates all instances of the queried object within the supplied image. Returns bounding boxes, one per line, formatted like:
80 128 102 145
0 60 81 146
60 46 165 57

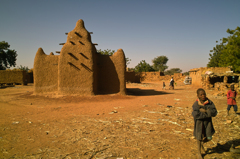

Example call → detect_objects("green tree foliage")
97 49 131 66
127 67 135 71
208 26 240 72
207 42 224 67
97 49 115 55
125 57 131 66
183 71 189 76
134 60 155 72
0 41 18 70
164 68 182 75
17 65 29 72
152 56 169 71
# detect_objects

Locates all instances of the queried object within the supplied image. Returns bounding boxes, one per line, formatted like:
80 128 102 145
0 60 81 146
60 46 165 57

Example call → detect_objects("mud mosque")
34 19 126 96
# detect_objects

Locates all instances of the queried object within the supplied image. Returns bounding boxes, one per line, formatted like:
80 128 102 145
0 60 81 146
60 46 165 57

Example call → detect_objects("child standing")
192 88 218 159
227 85 238 115
162 82 166 90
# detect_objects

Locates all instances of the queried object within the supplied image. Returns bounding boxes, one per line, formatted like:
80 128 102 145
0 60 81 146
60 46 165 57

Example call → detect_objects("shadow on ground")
172 88 184 90
204 139 240 158
127 88 173 96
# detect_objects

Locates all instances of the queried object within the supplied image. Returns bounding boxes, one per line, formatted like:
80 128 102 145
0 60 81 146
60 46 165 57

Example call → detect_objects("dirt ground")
0 82 240 159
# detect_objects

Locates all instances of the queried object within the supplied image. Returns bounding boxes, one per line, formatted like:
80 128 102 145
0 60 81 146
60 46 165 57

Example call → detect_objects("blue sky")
0 0 239 72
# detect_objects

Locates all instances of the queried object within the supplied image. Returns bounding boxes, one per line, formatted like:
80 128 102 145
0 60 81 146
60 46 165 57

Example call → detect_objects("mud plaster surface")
0 82 240 159
34 19 126 96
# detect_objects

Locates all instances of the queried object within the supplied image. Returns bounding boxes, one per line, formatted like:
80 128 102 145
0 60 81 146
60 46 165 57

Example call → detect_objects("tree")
208 26 240 72
97 49 115 55
207 41 225 67
17 65 30 72
127 67 135 71
125 57 131 66
134 60 155 72
0 41 18 70
97 49 131 66
183 71 189 76
164 68 182 75
152 56 168 72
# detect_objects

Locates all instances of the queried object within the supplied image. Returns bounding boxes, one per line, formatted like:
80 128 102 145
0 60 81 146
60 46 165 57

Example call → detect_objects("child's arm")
192 105 209 119
206 102 218 117
227 90 230 99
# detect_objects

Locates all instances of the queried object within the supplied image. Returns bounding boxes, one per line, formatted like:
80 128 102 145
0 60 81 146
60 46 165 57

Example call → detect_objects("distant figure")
169 77 174 89
162 82 166 90
192 88 218 159
227 85 238 115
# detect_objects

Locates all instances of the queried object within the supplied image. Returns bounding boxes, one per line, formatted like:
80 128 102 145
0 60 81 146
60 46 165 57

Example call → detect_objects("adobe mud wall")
125 72 184 83
34 19 126 96
173 73 183 80
97 49 126 94
34 49 59 94
0 70 27 85
126 71 139 83
141 72 183 83
58 20 98 95
189 70 202 87
139 72 163 82
27 72 33 83
189 67 231 87
199 67 231 74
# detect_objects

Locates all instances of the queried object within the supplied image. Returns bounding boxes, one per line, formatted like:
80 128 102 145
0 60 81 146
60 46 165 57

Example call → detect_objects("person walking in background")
162 81 166 90
169 77 174 89
227 85 238 115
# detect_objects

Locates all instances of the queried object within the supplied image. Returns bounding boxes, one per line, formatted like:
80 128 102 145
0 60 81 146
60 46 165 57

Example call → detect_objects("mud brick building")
189 67 240 92
34 19 126 95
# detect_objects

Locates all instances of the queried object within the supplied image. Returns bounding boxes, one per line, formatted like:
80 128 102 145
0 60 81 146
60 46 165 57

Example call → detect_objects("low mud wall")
126 71 184 83
0 70 27 85
27 72 33 83
126 71 139 83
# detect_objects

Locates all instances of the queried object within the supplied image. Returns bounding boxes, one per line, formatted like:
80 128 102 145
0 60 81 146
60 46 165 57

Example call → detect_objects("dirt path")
0 83 239 159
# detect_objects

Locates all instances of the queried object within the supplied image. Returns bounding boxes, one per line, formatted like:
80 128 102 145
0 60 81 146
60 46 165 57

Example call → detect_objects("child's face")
231 85 234 91
197 90 206 101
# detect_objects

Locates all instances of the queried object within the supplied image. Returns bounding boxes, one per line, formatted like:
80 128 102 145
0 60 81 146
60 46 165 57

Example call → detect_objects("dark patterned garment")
192 98 218 140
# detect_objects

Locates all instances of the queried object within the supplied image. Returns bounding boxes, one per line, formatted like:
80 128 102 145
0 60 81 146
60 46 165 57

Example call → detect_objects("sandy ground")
0 82 240 159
